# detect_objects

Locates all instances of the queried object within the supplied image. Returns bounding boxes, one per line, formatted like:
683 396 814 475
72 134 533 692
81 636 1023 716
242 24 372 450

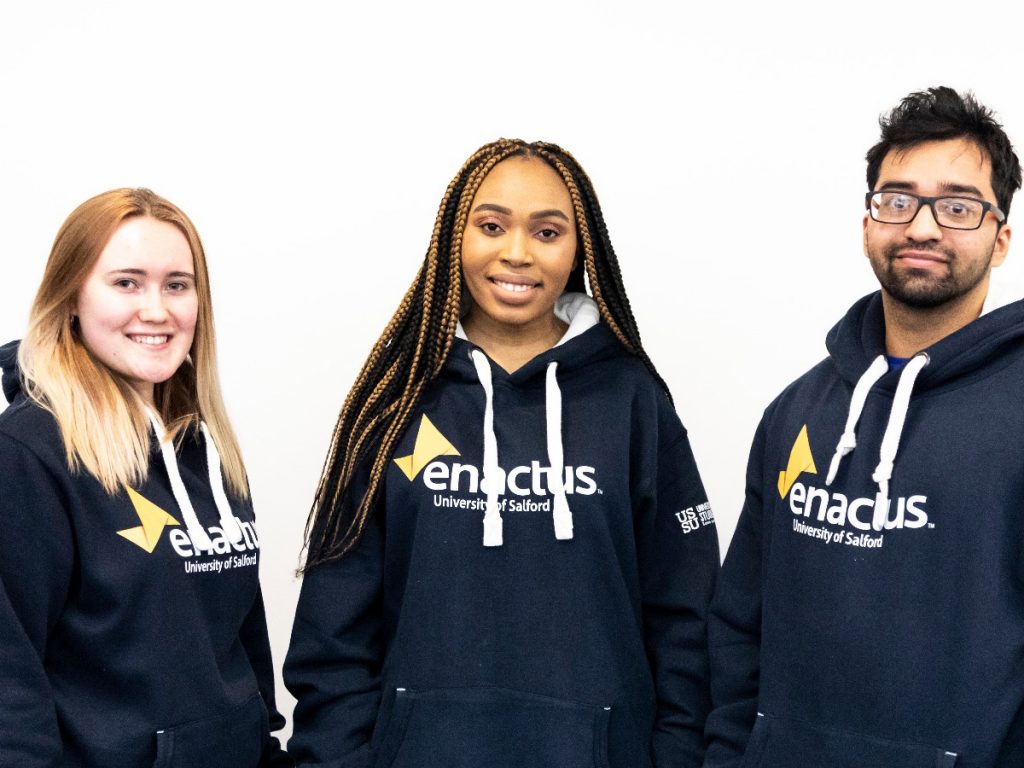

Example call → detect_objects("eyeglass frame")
865 190 1007 231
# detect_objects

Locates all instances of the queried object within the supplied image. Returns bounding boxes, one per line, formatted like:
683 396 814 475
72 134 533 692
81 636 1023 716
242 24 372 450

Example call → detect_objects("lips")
888 243 954 272
896 249 947 264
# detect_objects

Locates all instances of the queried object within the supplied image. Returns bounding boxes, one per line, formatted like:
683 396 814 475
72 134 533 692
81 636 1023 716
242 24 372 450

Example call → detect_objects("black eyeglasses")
866 191 1006 230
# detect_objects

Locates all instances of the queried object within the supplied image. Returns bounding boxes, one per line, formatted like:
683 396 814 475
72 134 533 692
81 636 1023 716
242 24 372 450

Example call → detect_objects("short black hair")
866 86 1022 218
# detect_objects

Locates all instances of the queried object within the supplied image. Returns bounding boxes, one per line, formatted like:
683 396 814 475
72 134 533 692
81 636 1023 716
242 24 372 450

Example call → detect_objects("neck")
881 284 989 357
461 312 568 373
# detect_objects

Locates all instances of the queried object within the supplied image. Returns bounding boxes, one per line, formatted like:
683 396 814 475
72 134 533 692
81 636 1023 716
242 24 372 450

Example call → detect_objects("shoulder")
0 396 66 468
762 356 837 421
570 325 668 396
580 335 690 449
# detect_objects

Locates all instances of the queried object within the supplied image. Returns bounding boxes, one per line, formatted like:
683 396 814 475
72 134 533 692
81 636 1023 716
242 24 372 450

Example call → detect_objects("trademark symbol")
597 489 603 495
928 523 935 529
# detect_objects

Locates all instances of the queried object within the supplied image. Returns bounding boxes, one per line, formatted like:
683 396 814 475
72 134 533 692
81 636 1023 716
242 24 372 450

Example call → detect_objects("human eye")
112 277 138 290
937 198 980 220
881 192 914 212
166 280 191 293
535 227 561 241
478 220 504 236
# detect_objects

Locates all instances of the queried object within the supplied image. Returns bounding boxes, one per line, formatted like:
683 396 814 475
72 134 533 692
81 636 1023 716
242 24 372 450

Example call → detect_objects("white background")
2 0 1022 740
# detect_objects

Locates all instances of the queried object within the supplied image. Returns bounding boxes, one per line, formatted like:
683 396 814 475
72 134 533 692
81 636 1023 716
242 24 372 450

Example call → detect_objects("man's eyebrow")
877 181 916 192
937 182 986 198
877 180 987 198
529 209 570 222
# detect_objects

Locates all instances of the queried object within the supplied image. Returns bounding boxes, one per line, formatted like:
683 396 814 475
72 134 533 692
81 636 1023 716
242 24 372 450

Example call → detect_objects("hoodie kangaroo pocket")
153 693 269 768
740 712 958 768
374 686 611 768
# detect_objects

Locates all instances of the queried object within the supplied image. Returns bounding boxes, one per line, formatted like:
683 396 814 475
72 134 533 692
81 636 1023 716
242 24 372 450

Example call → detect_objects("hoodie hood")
1 340 22 404
825 291 1024 394
822 291 1024 530
451 293 614 385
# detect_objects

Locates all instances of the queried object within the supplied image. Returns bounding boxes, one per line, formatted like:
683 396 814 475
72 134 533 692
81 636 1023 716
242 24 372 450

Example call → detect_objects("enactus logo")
395 414 599 507
778 425 930 549
117 486 260 568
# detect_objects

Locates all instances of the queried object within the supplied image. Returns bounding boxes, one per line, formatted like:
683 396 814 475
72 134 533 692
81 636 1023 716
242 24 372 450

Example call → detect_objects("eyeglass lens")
870 192 985 229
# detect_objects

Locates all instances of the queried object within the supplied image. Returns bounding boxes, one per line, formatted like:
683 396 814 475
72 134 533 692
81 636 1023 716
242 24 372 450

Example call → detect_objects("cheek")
180 299 200 335
554 242 578 285
863 221 890 257
460 236 488 276
75 290 122 337
459 244 491 301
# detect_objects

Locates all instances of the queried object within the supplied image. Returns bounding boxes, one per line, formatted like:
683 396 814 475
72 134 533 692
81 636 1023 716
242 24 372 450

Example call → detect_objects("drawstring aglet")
552 494 573 540
482 502 503 547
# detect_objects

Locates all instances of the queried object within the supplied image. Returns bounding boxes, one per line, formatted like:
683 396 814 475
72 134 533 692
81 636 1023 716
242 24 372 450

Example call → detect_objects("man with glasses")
704 87 1022 767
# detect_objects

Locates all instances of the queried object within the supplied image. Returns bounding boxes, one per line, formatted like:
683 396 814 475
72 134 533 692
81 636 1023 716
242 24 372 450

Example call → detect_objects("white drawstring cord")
470 351 504 547
200 423 243 545
871 353 929 531
825 355 889 486
147 410 214 551
545 362 573 540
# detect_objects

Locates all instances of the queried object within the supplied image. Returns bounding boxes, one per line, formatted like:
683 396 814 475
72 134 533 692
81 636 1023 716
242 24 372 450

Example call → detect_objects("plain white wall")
2 0 1022 741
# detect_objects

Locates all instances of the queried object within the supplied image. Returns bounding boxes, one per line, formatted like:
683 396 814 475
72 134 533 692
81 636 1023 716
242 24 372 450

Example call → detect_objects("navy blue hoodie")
0 340 291 767
704 293 1024 768
284 295 720 768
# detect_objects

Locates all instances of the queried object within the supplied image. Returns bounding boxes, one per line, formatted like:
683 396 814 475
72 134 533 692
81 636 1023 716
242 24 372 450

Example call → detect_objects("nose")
137 287 169 323
904 201 943 242
501 229 532 265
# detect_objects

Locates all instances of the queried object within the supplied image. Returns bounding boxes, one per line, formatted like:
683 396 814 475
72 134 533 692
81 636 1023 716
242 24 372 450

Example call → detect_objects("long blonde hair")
18 188 249 498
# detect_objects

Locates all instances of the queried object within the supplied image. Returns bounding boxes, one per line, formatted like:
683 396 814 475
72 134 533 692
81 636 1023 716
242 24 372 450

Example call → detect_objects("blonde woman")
0 189 291 767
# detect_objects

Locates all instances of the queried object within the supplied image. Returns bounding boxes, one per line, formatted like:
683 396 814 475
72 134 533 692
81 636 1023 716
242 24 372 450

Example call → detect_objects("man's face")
863 138 1011 309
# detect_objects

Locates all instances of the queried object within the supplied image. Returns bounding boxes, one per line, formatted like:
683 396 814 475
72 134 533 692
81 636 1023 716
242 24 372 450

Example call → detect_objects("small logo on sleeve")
676 501 714 534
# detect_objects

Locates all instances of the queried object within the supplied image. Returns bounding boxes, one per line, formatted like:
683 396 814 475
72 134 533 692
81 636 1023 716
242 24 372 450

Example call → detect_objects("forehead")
877 138 996 199
472 156 572 209
95 216 193 270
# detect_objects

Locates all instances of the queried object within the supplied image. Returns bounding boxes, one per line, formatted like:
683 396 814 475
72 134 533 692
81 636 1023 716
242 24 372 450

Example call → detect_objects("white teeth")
132 335 168 345
494 280 532 293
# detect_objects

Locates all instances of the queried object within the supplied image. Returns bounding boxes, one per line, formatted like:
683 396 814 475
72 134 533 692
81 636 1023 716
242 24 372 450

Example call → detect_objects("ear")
862 213 870 259
990 222 1012 269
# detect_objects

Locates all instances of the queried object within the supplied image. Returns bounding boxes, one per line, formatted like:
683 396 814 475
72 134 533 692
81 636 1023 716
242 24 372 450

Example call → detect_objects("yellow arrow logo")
117 487 180 553
778 424 817 498
393 414 460 480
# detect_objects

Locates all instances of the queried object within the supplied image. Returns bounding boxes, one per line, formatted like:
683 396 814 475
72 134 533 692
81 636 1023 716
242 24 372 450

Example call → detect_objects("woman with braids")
0 189 291 767
285 140 719 767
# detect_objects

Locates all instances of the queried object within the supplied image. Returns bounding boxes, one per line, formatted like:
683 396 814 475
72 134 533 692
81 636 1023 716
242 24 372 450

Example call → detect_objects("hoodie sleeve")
284 508 385 768
634 397 720 768
238 583 295 767
0 432 73 767
702 417 767 767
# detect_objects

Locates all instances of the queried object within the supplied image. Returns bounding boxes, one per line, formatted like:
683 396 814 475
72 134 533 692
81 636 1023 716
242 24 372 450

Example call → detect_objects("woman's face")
461 156 578 336
75 216 199 406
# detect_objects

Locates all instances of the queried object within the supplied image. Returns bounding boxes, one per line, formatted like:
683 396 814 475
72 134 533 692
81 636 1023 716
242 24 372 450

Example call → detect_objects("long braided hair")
303 139 670 568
